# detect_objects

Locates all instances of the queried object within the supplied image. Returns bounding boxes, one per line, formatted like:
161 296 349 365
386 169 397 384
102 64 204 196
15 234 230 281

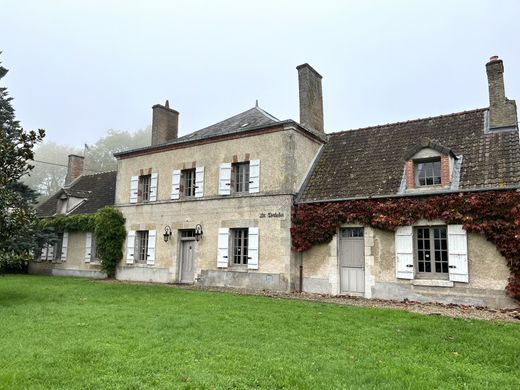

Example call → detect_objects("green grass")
0 276 518 389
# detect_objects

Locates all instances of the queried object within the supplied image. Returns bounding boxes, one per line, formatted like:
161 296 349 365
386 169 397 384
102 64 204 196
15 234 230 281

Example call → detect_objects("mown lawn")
0 276 518 389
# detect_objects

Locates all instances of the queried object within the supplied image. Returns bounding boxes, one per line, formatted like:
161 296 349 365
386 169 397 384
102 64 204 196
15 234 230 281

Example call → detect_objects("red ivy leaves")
292 190 520 302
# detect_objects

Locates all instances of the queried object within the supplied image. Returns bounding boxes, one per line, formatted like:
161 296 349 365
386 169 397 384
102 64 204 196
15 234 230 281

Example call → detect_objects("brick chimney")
486 56 517 129
151 100 179 145
64 154 84 187
297 63 324 132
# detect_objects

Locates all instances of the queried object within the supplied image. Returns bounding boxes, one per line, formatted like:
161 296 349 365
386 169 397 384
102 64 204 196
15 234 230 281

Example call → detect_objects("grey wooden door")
180 240 195 283
339 228 365 293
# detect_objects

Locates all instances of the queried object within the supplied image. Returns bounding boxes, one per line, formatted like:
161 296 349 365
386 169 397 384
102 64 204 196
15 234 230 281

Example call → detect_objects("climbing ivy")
292 190 520 302
40 207 126 278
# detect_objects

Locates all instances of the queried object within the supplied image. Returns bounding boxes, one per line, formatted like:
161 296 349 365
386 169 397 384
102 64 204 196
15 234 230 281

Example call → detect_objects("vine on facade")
40 207 126 278
292 190 520 301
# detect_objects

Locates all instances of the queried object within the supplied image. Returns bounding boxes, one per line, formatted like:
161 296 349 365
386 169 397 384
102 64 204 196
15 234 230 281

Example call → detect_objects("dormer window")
416 159 441 186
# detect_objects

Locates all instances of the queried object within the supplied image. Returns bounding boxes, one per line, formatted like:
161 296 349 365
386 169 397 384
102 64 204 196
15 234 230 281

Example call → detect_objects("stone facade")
115 124 323 289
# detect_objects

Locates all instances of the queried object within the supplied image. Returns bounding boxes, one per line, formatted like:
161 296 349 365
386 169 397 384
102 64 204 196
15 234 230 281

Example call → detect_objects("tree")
0 55 45 270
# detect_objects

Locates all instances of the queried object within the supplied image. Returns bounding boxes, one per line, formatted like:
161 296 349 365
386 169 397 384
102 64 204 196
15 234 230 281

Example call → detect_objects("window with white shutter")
249 160 260 193
395 226 414 279
447 225 469 283
147 230 156 265
247 227 259 270
85 232 92 263
171 170 181 199
126 230 136 264
149 173 158 201
60 232 69 262
195 166 205 198
219 163 232 195
130 176 139 203
217 228 229 267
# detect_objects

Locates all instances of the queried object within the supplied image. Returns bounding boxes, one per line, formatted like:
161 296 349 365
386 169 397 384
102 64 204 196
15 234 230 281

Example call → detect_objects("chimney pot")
490 55 499 62
64 154 84 187
151 101 179 145
297 63 325 133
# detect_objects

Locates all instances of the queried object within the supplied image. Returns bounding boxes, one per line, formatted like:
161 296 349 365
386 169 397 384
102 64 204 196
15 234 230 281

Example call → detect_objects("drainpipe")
299 252 304 293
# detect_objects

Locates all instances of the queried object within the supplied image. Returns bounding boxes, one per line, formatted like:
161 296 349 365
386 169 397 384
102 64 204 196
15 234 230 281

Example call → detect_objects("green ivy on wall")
292 190 520 302
41 207 126 278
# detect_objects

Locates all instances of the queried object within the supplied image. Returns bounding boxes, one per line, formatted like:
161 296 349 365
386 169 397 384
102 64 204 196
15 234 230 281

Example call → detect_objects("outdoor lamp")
163 225 172 242
194 224 203 241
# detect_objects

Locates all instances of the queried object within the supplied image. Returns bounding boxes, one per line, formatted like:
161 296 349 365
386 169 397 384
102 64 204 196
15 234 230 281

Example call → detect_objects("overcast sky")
1 0 519 148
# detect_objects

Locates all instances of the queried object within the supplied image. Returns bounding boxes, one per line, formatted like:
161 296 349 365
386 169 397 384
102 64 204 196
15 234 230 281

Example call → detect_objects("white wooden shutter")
149 173 158 201
130 176 139 203
47 244 54 261
195 166 205 198
217 228 229 268
85 232 92 263
395 226 414 279
249 160 260 193
60 232 69 262
171 170 181 200
247 227 259 270
219 163 232 195
126 230 136 264
447 225 469 283
40 246 47 261
147 230 156 265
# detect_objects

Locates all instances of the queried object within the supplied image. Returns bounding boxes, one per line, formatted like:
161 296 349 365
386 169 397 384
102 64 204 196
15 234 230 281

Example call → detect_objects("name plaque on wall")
259 212 285 219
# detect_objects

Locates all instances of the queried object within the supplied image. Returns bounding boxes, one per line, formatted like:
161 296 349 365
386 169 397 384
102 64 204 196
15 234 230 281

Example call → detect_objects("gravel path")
169 284 520 323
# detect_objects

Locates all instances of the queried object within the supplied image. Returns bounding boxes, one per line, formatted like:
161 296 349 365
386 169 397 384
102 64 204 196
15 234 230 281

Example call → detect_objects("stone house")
296 56 519 308
32 155 116 278
113 64 326 289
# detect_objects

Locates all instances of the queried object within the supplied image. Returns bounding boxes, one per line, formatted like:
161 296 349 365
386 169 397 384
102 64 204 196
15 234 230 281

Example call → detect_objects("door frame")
337 226 366 296
177 230 197 283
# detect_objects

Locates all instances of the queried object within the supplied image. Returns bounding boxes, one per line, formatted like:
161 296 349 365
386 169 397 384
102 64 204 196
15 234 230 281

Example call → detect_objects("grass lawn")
0 276 519 389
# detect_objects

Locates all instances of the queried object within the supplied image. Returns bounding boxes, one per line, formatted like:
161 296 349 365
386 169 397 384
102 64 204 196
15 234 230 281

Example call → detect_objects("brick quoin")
405 160 415 189
440 155 450 186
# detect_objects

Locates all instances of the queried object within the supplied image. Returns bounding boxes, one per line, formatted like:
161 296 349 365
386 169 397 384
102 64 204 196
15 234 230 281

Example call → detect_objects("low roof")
37 171 117 217
299 108 520 203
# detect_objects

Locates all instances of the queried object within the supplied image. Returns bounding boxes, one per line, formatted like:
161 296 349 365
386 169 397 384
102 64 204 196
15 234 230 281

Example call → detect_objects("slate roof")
299 108 520 203
114 106 282 157
37 171 117 217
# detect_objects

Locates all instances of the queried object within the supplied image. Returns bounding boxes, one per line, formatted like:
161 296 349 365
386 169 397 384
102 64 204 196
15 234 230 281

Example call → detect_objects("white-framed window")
217 227 259 269
219 160 260 195
171 167 204 199
415 159 441 187
395 224 468 283
232 163 250 193
85 233 100 263
130 173 157 203
40 232 68 262
126 230 156 265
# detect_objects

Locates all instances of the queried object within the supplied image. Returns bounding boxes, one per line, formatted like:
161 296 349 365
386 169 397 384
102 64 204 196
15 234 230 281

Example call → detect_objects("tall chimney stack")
151 100 179 145
64 154 84 187
486 56 517 129
297 63 324 132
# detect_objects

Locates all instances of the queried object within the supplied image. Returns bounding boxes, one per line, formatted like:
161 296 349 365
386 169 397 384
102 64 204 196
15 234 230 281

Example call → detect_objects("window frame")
414 158 441 187
138 174 152 202
181 168 196 198
136 230 149 264
414 225 449 279
232 162 250 194
230 228 249 266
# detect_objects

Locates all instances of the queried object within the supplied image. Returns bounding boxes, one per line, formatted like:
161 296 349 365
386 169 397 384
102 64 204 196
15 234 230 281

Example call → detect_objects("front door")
339 228 365 294
180 240 195 283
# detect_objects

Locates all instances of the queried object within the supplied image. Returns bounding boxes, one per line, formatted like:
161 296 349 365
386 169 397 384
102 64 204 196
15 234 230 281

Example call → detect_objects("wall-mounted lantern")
194 224 203 242
163 225 172 242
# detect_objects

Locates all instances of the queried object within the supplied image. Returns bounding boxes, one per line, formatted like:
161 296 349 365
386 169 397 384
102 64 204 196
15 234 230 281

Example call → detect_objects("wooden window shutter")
219 163 232 195
126 230 136 264
47 243 54 260
217 228 229 268
60 232 69 262
149 173 158 201
247 227 259 270
85 232 92 263
249 160 260 193
171 170 181 200
147 230 156 265
130 176 139 203
195 166 205 198
447 225 469 283
395 226 414 279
